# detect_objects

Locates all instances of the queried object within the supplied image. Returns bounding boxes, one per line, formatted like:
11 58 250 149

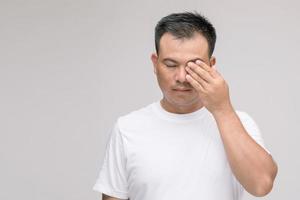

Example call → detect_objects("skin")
102 194 127 200
101 31 278 199
151 32 216 114
150 32 278 196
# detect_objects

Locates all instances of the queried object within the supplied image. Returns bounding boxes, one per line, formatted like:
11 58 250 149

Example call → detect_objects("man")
93 12 278 200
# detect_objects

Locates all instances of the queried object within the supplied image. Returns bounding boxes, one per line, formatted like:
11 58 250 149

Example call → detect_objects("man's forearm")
212 107 278 196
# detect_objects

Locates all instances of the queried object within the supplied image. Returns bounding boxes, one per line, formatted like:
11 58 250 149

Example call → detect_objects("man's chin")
169 96 202 107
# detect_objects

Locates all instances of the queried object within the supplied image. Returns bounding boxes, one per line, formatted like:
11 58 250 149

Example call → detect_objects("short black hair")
154 11 216 57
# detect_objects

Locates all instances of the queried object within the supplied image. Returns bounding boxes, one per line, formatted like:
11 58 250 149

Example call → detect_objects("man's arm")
102 193 129 200
212 108 278 196
185 60 278 196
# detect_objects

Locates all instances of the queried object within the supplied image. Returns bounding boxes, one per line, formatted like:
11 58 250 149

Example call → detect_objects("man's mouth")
173 88 192 92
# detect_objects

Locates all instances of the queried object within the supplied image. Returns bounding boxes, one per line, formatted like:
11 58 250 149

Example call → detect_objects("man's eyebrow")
187 58 205 63
162 58 178 63
162 57 205 63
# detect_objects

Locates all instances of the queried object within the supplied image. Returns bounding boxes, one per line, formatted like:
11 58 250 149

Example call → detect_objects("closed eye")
166 64 177 67
164 62 177 67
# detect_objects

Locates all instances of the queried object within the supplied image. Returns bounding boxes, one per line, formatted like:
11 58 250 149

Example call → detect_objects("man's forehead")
162 57 205 63
159 32 209 61
160 32 208 47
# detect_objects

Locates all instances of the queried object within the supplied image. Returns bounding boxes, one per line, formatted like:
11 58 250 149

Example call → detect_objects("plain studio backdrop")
0 0 299 199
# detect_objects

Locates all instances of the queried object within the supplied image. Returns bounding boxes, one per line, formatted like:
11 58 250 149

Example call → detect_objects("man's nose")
175 66 188 83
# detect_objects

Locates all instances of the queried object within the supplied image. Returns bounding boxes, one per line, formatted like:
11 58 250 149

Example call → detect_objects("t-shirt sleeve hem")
260 144 272 155
92 183 129 199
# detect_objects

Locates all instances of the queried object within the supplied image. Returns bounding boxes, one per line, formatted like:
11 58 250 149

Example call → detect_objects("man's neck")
160 98 204 114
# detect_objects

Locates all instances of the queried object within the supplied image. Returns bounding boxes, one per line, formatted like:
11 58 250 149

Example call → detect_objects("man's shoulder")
116 101 156 130
119 101 155 119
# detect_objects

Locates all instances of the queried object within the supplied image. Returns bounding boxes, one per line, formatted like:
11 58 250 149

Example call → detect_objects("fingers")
195 60 219 78
186 74 205 92
185 65 208 89
185 59 222 93
186 61 214 83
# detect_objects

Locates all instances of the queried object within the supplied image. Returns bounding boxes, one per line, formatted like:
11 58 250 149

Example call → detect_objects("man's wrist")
211 103 235 120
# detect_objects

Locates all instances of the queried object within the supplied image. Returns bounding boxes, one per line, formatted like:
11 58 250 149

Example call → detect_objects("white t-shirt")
93 101 270 200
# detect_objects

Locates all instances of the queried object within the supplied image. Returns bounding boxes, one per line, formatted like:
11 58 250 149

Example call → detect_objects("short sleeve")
93 120 129 199
236 111 271 155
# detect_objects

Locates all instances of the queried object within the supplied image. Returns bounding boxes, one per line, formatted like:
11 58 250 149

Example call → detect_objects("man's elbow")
253 163 278 197
252 177 274 196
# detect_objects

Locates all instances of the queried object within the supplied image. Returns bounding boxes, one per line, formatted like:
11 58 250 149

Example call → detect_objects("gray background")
0 0 299 199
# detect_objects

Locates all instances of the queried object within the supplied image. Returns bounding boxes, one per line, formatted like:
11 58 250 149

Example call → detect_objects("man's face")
151 32 216 110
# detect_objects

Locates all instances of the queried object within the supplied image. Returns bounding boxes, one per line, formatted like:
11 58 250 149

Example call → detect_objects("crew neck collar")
151 100 207 122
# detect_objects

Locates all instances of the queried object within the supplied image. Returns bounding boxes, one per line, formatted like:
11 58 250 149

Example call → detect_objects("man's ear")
209 56 216 67
151 53 158 74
